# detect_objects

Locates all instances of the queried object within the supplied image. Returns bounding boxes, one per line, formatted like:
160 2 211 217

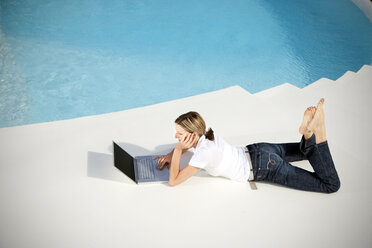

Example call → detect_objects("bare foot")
307 98 327 144
299 107 315 134
299 106 316 140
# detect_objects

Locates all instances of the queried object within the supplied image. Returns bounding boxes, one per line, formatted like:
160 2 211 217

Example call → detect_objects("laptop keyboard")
137 159 156 180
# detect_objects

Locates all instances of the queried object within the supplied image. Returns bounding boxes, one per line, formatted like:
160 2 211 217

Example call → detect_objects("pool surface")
1 0 372 128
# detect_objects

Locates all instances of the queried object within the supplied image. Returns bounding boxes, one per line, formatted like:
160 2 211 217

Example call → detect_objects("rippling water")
1 0 372 127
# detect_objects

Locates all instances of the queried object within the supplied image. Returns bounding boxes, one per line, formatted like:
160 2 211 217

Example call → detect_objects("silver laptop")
113 141 169 184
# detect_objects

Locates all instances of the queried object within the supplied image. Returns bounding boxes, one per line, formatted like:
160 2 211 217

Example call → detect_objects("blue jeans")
246 134 340 193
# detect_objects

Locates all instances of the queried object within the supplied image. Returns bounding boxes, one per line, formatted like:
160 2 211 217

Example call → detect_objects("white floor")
1 65 371 248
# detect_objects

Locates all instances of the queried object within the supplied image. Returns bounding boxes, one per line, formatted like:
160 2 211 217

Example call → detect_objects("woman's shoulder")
196 134 217 150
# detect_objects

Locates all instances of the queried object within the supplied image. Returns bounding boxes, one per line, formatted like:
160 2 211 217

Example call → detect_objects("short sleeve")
188 147 210 169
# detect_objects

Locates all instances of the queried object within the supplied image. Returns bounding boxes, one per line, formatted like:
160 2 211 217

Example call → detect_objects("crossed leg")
248 98 340 193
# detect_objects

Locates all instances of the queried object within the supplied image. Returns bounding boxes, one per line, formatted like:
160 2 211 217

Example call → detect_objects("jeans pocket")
266 153 286 183
266 153 280 169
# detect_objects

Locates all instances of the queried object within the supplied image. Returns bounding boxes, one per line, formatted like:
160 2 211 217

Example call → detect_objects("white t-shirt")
188 133 251 182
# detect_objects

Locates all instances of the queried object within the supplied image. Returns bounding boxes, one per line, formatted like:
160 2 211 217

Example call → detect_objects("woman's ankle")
315 131 327 144
304 131 314 140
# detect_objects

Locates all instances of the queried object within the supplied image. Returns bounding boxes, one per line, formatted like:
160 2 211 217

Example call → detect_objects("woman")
155 98 340 193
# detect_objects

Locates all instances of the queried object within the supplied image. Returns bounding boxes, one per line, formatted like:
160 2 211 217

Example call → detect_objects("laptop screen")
113 142 136 183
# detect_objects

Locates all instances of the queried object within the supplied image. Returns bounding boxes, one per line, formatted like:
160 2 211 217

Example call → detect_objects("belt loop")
244 147 257 190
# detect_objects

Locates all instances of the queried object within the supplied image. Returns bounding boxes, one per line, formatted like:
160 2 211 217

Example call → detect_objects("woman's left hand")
176 133 196 150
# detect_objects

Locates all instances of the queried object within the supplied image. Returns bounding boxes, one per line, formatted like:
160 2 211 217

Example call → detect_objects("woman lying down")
155 98 340 193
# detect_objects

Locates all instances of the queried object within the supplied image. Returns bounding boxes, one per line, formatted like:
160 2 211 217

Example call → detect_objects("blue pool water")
1 0 372 128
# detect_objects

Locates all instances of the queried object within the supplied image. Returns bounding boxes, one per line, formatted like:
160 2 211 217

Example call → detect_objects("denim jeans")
246 134 340 193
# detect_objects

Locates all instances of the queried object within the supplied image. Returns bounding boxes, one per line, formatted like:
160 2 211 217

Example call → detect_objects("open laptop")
113 141 169 184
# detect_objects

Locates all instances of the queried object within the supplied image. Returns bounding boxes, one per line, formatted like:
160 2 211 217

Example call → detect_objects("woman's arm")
168 147 200 186
168 133 200 186
167 147 188 160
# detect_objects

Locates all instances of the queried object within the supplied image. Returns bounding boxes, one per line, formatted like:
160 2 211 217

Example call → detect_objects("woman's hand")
154 153 172 170
176 133 197 150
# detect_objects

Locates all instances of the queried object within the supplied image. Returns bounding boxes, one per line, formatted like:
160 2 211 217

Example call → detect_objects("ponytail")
205 128 214 141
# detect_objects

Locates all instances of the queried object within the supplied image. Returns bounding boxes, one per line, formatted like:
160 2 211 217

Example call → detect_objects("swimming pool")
1 0 372 128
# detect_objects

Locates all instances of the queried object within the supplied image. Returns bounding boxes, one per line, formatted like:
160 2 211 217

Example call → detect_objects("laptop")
113 141 169 184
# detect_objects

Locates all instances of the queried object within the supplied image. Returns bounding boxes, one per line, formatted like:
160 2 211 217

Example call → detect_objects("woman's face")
174 123 189 142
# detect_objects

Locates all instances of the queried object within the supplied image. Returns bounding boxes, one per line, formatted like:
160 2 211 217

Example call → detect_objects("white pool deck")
1 65 372 248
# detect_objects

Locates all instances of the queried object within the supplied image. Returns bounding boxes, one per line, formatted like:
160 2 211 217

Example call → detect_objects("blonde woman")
155 98 340 193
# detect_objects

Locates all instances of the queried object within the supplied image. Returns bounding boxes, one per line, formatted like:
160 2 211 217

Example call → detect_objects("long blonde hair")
175 111 214 141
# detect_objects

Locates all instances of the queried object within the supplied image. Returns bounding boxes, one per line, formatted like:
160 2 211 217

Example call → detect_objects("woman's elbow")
168 179 177 187
168 181 177 187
